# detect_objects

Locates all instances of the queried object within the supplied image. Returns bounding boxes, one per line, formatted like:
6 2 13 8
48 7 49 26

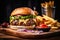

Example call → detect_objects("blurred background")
0 0 59 24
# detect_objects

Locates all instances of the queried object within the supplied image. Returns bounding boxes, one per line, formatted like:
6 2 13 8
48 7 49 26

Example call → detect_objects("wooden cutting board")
0 28 60 39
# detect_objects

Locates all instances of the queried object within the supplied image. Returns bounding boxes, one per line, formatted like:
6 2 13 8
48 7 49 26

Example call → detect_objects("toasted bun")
11 7 34 16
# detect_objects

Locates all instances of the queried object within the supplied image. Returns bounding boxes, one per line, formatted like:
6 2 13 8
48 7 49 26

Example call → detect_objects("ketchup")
37 19 48 28
39 24 48 28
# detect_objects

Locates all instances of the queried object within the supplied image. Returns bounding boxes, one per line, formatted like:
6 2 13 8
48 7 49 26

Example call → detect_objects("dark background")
0 0 59 24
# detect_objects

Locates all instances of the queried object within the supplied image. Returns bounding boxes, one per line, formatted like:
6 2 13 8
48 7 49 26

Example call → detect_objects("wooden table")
0 33 60 40
0 28 60 40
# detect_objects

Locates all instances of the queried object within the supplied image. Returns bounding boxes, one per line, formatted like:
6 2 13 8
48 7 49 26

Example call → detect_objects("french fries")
36 15 59 27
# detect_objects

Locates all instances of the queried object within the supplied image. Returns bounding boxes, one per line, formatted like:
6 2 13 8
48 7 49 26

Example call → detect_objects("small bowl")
35 27 51 32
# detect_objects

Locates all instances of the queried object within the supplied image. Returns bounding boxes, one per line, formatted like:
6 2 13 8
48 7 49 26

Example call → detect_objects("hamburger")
10 7 38 29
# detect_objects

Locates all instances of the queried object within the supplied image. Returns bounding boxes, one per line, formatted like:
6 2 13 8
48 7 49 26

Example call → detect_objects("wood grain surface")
0 28 60 40
0 28 60 39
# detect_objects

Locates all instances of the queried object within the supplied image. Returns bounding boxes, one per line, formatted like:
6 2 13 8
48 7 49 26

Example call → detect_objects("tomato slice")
37 24 48 28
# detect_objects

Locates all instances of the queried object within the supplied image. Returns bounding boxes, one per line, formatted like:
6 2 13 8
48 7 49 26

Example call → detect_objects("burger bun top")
11 7 35 16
